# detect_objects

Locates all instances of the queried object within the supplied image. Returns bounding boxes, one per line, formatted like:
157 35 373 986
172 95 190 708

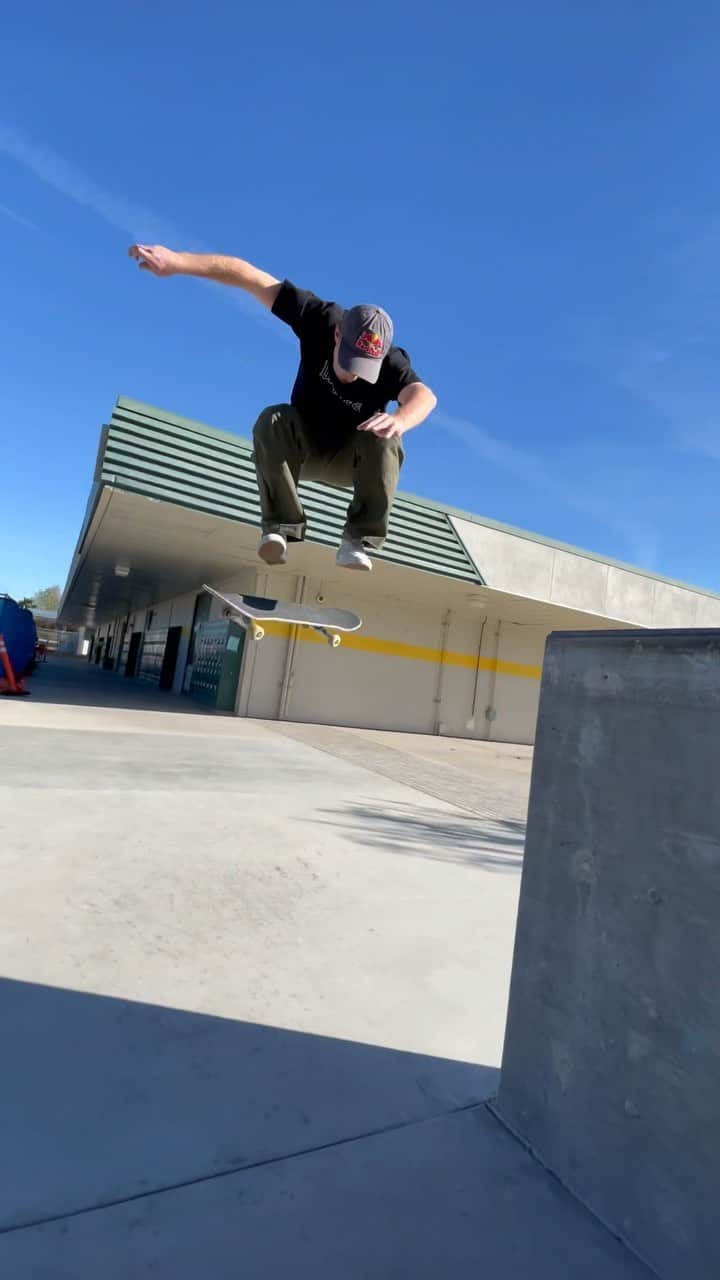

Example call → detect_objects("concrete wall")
239 573 442 730
489 623 544 745
236 572 545 743
495 628 720 1280
94 580 547 740
286 595 441 734
435 613 495 740
88 571 588 744
452 516 720 627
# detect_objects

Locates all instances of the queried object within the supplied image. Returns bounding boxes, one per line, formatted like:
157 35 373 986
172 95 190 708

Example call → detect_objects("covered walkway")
25 652 219 714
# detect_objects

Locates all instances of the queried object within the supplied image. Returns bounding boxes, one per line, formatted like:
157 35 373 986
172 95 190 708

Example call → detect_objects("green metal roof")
96 397 482 584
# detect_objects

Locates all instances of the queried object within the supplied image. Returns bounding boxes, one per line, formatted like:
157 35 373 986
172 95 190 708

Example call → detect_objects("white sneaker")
336 539 373 571
258 532 287 565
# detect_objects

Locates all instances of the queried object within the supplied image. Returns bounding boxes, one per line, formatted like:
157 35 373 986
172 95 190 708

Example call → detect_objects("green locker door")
189 619 246 711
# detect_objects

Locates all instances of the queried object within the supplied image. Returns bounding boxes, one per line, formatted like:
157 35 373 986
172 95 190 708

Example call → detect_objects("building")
59 396 720 744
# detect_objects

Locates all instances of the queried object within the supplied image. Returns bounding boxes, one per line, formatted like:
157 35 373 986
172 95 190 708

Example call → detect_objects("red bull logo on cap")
355 330 384 358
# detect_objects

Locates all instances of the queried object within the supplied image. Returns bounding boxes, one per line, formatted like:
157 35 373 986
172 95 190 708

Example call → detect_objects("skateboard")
202 585 362 648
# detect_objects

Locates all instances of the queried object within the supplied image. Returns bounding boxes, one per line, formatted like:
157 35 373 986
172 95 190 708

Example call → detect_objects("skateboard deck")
202 585 362 648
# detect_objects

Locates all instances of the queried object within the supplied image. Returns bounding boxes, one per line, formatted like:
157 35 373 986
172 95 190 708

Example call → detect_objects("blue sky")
2 1 720 599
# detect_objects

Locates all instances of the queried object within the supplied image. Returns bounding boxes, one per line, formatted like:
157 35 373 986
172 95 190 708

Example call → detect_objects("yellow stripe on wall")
249 620 542 681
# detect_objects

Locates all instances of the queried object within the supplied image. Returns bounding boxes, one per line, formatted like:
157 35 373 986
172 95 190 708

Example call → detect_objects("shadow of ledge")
0 976 496 1233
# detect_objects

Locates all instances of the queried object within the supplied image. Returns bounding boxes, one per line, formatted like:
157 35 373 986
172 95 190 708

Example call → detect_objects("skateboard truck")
317 627 342 648
224 607 264 639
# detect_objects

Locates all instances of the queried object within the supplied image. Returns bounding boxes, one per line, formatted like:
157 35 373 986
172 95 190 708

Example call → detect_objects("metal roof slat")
112 406 251 453
102 456 257 510
114 398 252 449
106 474 261 523
103 441 256 495
108 420 248 468
295 504 470 564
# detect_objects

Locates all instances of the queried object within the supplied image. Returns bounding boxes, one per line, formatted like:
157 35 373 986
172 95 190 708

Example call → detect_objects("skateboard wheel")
330 634 341 648
253 625 265 641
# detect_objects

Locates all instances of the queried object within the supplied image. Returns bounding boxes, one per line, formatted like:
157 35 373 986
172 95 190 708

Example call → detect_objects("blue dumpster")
0 596 37 676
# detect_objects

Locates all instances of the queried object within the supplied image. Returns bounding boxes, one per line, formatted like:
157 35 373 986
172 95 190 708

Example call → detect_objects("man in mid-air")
128 244 437 571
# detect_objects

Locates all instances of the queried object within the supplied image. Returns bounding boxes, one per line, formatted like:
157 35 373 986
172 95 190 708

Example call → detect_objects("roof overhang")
59 483 639 633
61 395 720 634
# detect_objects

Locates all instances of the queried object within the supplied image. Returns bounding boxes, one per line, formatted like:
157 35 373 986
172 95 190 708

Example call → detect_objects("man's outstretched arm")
128 244 282 310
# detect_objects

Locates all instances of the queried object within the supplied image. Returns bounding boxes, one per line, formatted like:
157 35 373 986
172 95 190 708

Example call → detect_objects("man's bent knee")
252 404 294 444
355 432 404 466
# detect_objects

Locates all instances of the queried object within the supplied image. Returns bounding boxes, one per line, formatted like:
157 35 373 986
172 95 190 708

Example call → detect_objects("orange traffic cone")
0 633 30 695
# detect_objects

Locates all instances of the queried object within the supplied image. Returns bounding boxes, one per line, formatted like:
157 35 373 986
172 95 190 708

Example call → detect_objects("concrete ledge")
495 627 720 1280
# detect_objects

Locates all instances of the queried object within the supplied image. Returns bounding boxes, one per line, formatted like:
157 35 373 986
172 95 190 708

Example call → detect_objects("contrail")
435 409 659 566
0 123 287 334
0 201 39 232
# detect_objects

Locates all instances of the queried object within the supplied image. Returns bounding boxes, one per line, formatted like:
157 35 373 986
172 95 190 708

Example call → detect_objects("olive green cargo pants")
252 404 404 549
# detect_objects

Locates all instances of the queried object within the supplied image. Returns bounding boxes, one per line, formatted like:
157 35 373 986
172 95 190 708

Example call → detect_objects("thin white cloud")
0 123 287 334
594 222 720 467
0 201 38 232
0 123 179 241
433 409 539 477
680 429 720 461
618 340 720 464
434 408 659 568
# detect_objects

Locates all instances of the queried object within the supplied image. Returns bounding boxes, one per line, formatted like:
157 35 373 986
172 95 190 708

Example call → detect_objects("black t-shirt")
271 280 420 445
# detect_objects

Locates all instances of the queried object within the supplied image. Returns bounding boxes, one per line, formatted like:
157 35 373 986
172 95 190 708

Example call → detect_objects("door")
183 591 212 692
159 625 182 690
115 618 129 671
189 619 245 710
102 633 114 670
125 631 142 678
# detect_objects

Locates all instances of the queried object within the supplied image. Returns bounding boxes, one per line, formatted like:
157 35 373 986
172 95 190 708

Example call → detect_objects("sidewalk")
0 656 652 1277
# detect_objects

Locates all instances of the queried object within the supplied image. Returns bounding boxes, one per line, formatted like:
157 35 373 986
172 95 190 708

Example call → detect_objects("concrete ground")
0 656 652 1278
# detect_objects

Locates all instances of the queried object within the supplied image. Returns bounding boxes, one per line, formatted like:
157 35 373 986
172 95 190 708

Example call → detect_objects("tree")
29 585 61 610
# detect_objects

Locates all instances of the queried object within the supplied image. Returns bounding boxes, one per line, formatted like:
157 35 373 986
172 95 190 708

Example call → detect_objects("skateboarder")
128 244 437 571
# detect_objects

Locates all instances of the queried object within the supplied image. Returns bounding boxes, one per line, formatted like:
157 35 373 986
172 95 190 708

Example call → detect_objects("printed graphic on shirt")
318 360 364 413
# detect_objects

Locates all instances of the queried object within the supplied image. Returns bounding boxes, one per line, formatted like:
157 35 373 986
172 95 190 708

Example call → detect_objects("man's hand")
358 384 438 439
357 412 404 439
128 244 181 276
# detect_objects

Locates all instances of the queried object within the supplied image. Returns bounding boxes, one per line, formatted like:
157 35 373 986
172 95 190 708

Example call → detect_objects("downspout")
432 609 452 735
278 575 307 721
235 571 267 717
483 619 502 740
466 616 488 733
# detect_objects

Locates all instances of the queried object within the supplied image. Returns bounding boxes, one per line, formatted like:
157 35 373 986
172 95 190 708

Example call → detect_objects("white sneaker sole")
258 541 287 566
337 558 372 571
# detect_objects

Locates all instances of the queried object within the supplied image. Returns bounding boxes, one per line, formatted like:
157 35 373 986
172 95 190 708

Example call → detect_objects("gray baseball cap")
338 303 394 384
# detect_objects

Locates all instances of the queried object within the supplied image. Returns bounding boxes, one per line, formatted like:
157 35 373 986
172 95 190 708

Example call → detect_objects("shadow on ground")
24 654 223 715
0 980 651 1280
314 799 526 870
0 977 493 1234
